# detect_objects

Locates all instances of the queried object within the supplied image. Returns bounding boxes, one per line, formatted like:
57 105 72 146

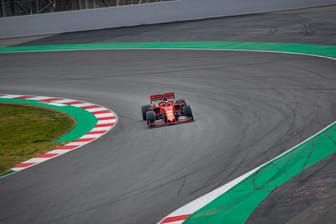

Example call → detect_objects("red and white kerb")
159 214 190 224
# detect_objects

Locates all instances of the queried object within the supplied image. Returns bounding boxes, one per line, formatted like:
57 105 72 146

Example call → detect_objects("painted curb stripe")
74 138 96 142
16 95 34 99
88 130 108 135
14 163 35 168
56 145 78 150
98 116 117 120
41 97 62 103
81 105 100 109
161 215 191 223
92 109 111 114
96 123 115 127
0 94 118 176
36 153 58 158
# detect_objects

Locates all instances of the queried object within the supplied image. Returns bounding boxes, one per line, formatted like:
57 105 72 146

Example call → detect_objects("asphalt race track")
0 5 336 224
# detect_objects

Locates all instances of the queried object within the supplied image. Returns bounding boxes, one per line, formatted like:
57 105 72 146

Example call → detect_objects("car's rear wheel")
146 111 156 127
141 105 151 120
183 105 193 119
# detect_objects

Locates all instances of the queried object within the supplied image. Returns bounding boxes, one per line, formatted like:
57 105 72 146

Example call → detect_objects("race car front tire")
183 105 193 119
141 105 152 120
146 111 156 126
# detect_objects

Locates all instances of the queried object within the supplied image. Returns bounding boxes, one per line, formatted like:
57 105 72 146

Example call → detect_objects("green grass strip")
0 98 97 142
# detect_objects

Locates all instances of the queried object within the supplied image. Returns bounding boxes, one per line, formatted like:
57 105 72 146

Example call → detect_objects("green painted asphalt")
1 41 335 223
0 170 15 178
0 98 97 142
0 41 336 59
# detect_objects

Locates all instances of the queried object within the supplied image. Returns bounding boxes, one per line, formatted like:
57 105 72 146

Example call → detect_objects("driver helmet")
163 97 169 105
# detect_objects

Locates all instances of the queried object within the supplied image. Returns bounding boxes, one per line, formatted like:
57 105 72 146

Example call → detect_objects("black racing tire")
146 111 156 126
183 105 193 118
141 105 151 120
176 99 186 105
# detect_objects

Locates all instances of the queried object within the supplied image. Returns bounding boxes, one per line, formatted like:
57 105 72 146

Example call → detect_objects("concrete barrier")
0 0 335 38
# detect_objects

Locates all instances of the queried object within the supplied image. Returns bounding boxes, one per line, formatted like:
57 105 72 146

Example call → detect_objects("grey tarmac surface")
0 5 335 224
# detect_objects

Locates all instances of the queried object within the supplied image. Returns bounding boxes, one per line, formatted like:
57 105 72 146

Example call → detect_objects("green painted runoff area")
0 98 97 142
0 41 336 59
0 41 335 223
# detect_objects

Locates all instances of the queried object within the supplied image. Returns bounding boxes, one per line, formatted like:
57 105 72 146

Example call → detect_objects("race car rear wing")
150 92 175 103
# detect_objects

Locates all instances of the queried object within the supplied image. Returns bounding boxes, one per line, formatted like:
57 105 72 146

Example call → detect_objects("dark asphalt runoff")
0 5 335 224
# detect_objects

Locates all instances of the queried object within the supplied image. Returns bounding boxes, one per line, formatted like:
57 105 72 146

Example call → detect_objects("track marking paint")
0 41 335 61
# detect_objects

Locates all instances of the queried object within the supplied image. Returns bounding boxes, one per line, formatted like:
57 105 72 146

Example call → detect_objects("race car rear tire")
146 111 156 126
176 99 186 105
142 105 151 120
183 105 193 119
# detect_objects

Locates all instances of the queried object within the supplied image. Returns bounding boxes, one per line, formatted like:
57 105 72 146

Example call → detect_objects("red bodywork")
146 92 193 127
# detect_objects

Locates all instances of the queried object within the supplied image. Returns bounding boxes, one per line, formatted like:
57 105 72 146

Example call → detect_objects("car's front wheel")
141 105 151 120
146 111 156 127
183 105 193 119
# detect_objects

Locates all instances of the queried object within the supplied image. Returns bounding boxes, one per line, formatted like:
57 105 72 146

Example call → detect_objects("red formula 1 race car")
141 92 194 128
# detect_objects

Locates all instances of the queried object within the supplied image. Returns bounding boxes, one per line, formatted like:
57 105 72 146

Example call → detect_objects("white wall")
0 0 335 38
